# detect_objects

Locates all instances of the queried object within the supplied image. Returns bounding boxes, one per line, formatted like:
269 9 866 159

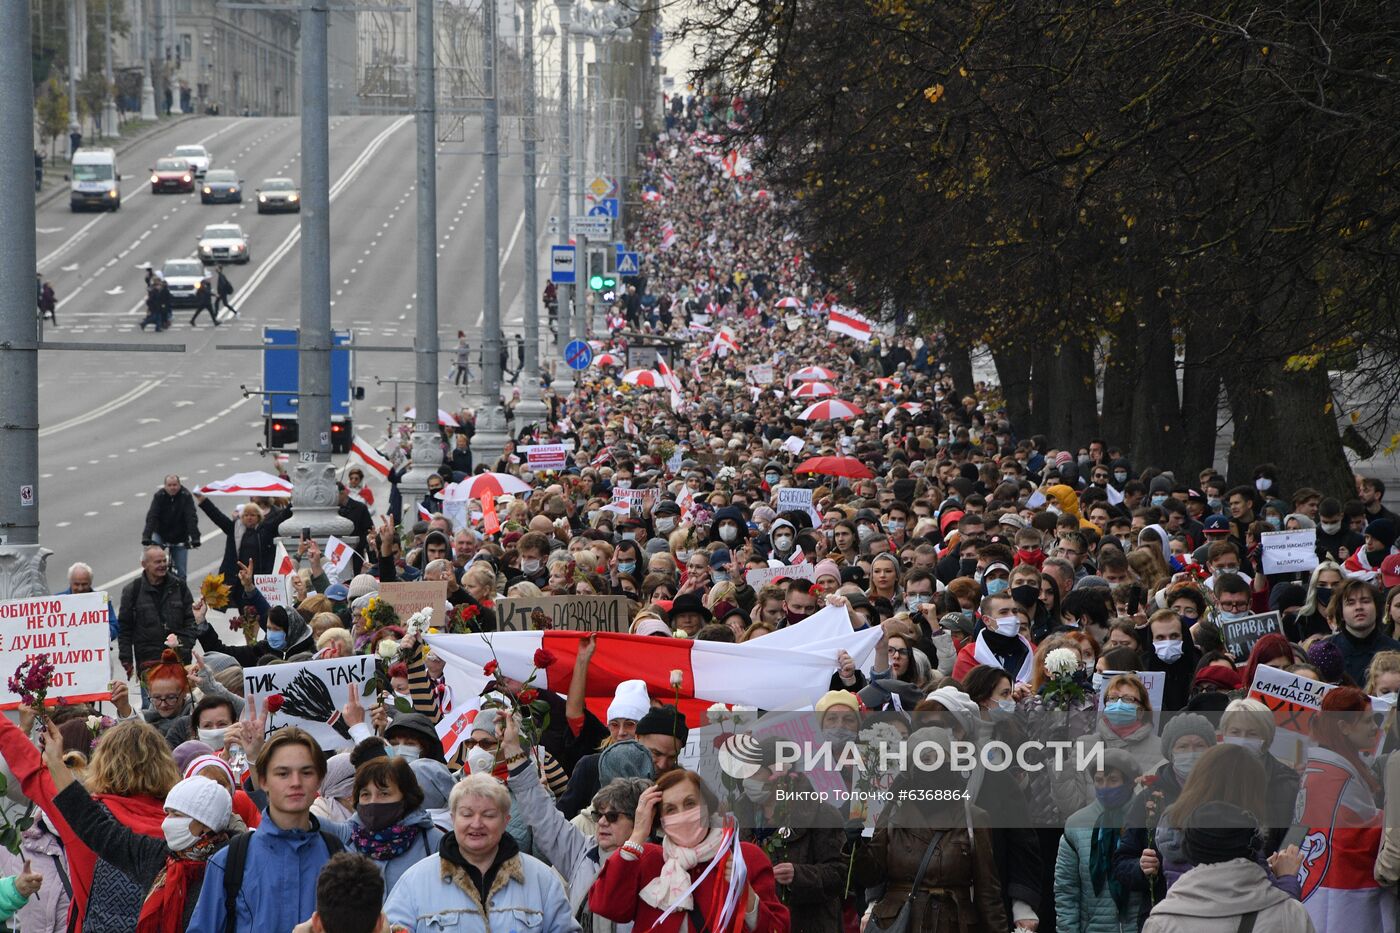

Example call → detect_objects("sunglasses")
596 810 627 825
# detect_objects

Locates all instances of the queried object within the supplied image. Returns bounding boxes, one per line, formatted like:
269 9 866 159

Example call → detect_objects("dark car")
150 157 195 194
256 177 301 213
200 169 243 204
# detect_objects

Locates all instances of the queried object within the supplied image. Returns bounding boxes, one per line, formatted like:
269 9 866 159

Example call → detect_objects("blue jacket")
326 808 444 899
1055 801 1142 933
384 845 579 933
187 813 340 933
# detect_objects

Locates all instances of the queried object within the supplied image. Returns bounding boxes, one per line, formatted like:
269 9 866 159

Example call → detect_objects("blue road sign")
564 339 592 371
586 198 619 218
616 252 640 276
550 245 576 285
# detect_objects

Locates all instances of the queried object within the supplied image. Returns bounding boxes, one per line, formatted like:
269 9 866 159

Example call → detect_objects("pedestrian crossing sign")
616 252 640 276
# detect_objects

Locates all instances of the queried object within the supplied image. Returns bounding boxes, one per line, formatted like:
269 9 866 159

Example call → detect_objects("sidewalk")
35 113 202 209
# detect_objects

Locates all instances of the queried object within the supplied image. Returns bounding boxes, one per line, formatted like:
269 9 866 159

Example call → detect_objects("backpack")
221 823 343 933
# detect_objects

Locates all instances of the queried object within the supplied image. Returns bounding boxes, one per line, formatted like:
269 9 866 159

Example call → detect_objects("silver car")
256 177 300 213
161 259 208 308
173 144 211 177
197 223 250 265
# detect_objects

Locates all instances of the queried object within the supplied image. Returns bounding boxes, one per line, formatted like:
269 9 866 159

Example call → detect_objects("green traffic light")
589 274 605 290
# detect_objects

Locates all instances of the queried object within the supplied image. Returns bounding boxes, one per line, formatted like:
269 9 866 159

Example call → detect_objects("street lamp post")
103 0 120 137
572 16 589 342
514 0 548 424
472 0 511 454
139 0 157 119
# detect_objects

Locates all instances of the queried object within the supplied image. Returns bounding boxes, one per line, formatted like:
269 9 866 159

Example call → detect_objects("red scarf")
136 835 226 933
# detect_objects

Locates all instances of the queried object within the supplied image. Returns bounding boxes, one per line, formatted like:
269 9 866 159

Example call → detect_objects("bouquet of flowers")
200 573 232 611
480 643 558 750
1039 647 1092 709
360 595 401 634
445 603 483 634
8 655 56 714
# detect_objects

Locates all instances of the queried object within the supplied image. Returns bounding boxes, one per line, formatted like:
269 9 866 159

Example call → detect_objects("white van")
68 148 121 211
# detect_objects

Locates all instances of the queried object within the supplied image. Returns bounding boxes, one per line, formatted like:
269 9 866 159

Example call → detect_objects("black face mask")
959 558 977 576
357 800 406 833
1010 584 1039 609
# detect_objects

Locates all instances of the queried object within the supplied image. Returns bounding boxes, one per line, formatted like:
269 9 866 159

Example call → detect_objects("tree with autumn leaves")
679 0 1400 494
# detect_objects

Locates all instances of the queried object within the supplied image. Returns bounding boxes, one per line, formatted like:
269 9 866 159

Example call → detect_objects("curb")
36 113 203 211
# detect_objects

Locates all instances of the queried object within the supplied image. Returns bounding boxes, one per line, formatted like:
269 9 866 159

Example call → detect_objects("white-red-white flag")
323 535 356 581
349 436 392 479
827 307 874 342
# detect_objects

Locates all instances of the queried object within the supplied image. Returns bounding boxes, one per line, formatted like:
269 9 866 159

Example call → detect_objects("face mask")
655 518 676 534
905 596 927 613
773 534 793 551
990 698 1017 721
587 510 601 524
161 816 199 852
713 571 729 584
857 525 877 543
1150 494 1168 508
614 480 631 490
1207 497 1222 512
1010 584 1039 608
676 550 692 563
1321 520 1342 535
742 777 769 802
660 805 711 848
1218 610 1249 622
886 520 904 534
267 630 287 650
822 728 858 746
198 727 227 747
356 800 405 832
1113 471 1128 484
388 743 421 762
959 558 977 576
1172 750 1203 781
1266 515 1282 530
718 525 738 543
466 745 496 774
1222 735 1267 756
785 608 809 627
765 473 780 486
520 558 542 575
1095 784 1133 810
1091 672 1107 691
1118 536 1132 550
993 614 1020 637
621 532 636 542
1103 700 1139 726
985 578 1009 596
1255 477 1272 492
1153 640 1184 664
617 561 636 576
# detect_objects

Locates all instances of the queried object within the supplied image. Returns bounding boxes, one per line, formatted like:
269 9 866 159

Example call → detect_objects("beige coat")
1142 858 1315 933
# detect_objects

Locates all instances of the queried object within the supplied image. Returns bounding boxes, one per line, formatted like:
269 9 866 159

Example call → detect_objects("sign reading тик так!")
0 592 113 709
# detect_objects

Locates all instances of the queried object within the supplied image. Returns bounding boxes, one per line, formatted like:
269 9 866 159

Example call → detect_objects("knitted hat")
814 689 861 715
1307 638 1345 683
1192 664 1241 692
636 705 689 746
1366 518 1398 551
470 708 500 738
1160 713 1217 761
607 680 651 723
813 559 841 583
183 754 236 792
164 775 232 833
321 753 356 801
1074 575 1111 591
598 739 656 784
348 573 379 601
172 740 216 775
1099 747 1142 783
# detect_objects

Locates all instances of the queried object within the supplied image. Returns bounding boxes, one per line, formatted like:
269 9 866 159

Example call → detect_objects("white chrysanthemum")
377 639 400 659
1044 647 1080 678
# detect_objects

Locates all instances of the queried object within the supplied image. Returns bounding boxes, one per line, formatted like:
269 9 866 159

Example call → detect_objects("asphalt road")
34 115 558 594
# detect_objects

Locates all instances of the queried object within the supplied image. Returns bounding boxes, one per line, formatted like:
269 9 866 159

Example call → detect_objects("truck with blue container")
261 327 359 452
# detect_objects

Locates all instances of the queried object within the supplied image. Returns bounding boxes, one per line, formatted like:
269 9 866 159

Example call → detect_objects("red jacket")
590 840 789 933
0 716 166 930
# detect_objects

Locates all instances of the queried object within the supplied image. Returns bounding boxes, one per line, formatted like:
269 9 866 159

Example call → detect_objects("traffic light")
589 273 616 292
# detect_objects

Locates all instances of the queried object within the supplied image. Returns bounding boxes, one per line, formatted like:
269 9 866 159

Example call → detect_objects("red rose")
518 688 540 704
265 694 285 714
462 605 480 620
533 648 558 669
483 659 500 676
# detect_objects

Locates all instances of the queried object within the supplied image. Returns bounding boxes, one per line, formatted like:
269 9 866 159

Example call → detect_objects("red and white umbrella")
442 472 533 502
789 366 836 383
774 296 803 309
873 377 902 391
403 407 460 427
196 471 293 497
792 381 836 398
594 353 624 367
798 399 864 421
622 369 664 387
882 402 924 423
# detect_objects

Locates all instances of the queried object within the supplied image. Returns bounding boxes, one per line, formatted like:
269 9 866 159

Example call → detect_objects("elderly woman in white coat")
383 773 579 933
501 717 650 930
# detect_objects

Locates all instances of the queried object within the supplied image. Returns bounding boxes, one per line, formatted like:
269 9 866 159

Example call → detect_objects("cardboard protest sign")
254 574 290 608
0 592 113 709
781 436 805 456
379 581 449 631
776 486 823 527
1219 611 1283 661
524 444 568 472
495 595 633 633
1095 669 1166 729
244 654 376 749
746 364 774 385
1261 529 1319 575
610 488 649 515
745 563 816 590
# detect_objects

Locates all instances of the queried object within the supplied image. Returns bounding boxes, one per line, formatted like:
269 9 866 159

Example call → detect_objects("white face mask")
741 777 769 802
161 815 199 851
1222 735 1266 756
466 745 495 774
1153 640 1184 663
389 743 422 762
655 518 677 534
197 727 227 747
520 558 542 574
1255 478 1272 492
773 535 793 551
718 525 739 543
1321 520 1343 534
993 614 1020 637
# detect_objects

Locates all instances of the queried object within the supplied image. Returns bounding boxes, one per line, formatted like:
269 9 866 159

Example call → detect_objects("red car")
150 157 195 194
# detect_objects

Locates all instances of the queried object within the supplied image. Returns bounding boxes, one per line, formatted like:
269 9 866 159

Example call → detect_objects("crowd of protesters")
5 94 1400 933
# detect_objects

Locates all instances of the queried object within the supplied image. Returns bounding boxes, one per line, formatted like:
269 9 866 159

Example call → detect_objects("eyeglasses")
596 810 627 824
464 738 498 751
888 647 912 657
150 693 182 704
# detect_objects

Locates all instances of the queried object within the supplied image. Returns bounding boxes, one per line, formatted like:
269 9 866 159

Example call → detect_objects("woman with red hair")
1297 686 1395 927
1240 634 1296 694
